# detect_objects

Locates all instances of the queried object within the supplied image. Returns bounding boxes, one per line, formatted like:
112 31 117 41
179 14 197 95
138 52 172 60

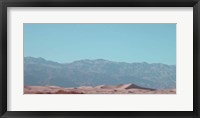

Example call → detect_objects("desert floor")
24 84 176 94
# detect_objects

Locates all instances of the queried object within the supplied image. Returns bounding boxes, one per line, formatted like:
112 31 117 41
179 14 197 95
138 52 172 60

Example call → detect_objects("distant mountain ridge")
24 57 176 89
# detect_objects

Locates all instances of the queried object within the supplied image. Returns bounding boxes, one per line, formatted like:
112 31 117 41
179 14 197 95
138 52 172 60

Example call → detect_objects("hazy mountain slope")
24 57 176 89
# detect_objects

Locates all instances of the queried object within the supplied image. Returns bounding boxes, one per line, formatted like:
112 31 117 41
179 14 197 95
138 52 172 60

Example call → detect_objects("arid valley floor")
24 83 176 94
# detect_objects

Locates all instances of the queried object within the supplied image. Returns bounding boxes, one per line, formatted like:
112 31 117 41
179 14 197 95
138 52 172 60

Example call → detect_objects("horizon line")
24 56 176 66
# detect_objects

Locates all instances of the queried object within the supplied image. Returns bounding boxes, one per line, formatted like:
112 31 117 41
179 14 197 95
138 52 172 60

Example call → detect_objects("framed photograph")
0 0 199 118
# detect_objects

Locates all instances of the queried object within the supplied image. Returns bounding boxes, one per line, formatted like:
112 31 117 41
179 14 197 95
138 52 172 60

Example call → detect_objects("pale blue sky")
24 23 176 65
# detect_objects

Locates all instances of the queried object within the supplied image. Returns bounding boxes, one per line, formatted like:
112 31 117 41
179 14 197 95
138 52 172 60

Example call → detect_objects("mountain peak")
24 57 176 89
24 56 62 67
25 56 46 63
94 59 107 61
71 59 111 64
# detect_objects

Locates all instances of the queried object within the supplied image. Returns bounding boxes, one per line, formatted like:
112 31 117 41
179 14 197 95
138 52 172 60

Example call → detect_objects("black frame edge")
0 0 200 118
0 0 198 7
194 1 200 117
0 0 2 116
0 0 7 117
1 2 197 7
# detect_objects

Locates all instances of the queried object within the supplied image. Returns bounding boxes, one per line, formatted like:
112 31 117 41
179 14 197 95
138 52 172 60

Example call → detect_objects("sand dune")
24 84 176 94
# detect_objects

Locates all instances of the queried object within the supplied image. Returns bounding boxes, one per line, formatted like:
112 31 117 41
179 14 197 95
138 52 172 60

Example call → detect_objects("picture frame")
0 0 199 118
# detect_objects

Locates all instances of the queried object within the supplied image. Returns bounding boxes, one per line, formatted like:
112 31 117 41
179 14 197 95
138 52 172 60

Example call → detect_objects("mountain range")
24 57 176 89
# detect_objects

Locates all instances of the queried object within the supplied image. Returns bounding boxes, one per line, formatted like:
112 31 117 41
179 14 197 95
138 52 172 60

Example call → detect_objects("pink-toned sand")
24 84 176 94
